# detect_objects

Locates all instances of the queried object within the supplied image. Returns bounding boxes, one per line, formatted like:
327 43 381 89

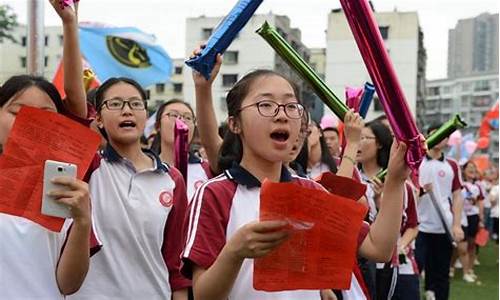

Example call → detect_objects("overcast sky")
2 0 498 79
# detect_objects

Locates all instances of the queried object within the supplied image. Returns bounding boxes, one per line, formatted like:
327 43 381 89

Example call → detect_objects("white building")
147 58 185 110
183 13 313 123
325 9 426 125
0 24 62 84
426 74 499 164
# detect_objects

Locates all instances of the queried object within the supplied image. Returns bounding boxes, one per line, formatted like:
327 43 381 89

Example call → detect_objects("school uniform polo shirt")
418 154 462 234
186 153 213 203
397 182 420 275
462 181 483 216
307 162 330 179
69 145 190 300
182 163 370 300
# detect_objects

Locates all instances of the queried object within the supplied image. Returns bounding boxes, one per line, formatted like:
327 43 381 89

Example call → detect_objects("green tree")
0 4 18 43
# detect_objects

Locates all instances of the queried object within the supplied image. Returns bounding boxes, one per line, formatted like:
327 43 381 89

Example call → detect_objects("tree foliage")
0 4 18 43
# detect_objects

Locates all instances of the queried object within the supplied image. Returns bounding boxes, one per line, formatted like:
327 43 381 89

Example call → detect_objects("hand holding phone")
42 160 77 218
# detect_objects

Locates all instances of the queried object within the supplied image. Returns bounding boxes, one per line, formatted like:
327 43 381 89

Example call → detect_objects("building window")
58 34 64 46
44 56 49 67
202 28 213 40
20 56 27 68
428 87 440 96
222 74 238 87
223 51 238 64
156 83 165 94
174 66 183 74
379 26 389 40
474 80 490 91
44 35 49 46
173 83 183 93
21 36 27 47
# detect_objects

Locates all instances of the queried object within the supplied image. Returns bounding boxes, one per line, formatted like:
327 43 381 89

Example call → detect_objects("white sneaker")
463 273 476 283
474 258 480 266
468 271 478 280
425 290 436 300
449 267 455 278
454 260 463 269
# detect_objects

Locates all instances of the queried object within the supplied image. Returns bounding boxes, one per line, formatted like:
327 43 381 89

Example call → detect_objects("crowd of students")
0 1 498 300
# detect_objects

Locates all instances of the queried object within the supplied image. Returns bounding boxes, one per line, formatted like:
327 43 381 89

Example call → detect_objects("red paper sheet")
0 107 100 232
254 180 368 291
315 171 367 200
475 228 489 247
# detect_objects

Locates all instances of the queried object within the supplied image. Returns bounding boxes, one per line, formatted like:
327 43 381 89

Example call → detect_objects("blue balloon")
490 119 499 129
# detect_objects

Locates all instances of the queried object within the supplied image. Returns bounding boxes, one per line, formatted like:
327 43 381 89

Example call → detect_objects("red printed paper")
254 180 368 291
315 171 367 200
0 107 100 232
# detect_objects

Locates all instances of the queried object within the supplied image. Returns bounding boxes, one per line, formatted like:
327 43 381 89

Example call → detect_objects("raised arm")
336 110 362 178
359 141 409 261
50 0 87 118
191 48 223 173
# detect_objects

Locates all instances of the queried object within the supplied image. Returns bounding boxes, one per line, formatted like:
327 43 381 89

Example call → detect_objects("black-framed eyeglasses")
237 100 304 119
162 110 195 124
100 97 147 111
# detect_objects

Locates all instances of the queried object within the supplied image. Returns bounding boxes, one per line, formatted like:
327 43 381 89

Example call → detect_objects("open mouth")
119 120 137 128
270 130 290 142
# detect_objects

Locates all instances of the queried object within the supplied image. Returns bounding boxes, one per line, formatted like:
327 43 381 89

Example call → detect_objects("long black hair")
364 120 392 169
217 69 300 172
295 120 337 174
0 75 65 113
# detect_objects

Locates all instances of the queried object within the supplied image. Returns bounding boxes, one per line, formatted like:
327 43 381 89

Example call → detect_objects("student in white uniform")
153 99 213 201
461 161 484 282
182 63 411 300
416 124 464 300
69 78 190 300
0 1 101 297
0 78 98 298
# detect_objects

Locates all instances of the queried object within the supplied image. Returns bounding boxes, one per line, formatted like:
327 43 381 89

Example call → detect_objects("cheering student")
0 1 102 297
181 55 410 299
68 78 189 300
460 161 484 282
152 99 213 201
416 124 464 300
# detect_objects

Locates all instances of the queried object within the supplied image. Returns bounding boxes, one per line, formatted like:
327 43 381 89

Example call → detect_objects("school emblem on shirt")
106 36 152 68
438 170 446 177
159 191 173 207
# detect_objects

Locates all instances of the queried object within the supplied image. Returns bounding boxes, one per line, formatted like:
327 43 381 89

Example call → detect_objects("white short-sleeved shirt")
307 162 331 179
182 164 369 300
490 185 499 218
0 215 71 299
360 171 379 223
418 154 462 234
186 153 213 203
69 145 189 300
0 186 101 299
462 181 483 216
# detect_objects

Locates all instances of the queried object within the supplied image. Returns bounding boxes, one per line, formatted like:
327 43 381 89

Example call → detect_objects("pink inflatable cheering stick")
340 0 426 172
174 119 189 181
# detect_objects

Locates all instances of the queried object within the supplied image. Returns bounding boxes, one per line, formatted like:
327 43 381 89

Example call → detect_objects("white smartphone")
41 160 77 218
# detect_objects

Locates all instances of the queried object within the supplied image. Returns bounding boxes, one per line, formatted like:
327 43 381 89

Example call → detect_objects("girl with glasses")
152 98 213 202
69 77 189 300
181 53 411 299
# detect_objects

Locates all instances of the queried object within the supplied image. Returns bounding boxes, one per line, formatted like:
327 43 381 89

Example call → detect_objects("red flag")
52 58 100 100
